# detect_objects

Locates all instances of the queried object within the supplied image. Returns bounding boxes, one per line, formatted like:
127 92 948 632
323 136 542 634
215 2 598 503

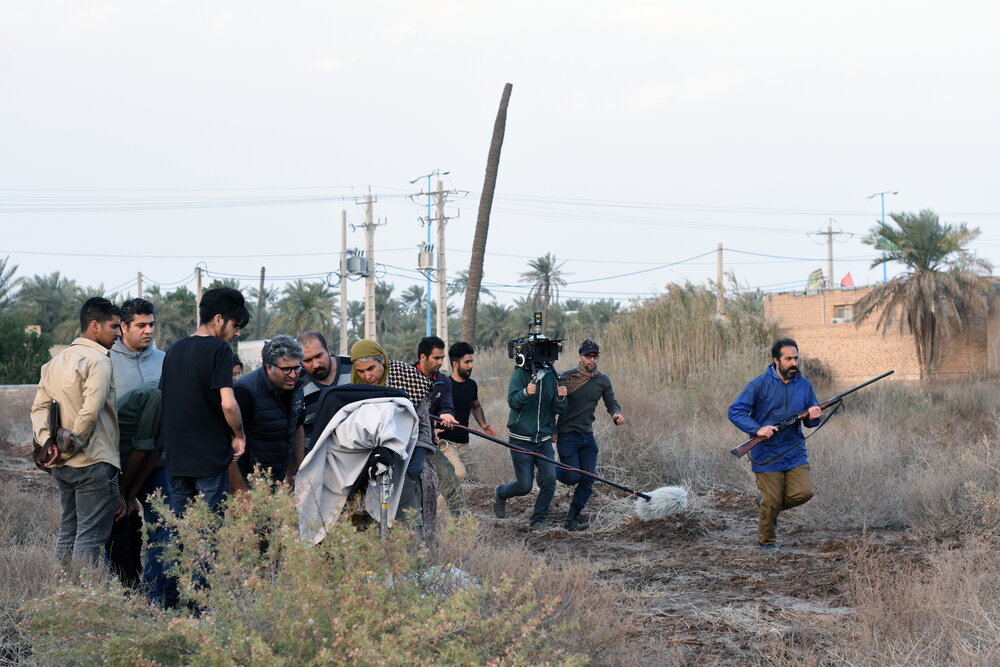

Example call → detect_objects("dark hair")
418 335 445 359
119 298 155 326
79 297 122 331
449 341 475 365
233 355 244 370
263 335 304 366
297 331 328 350
771 338 798 360
198 287 250 328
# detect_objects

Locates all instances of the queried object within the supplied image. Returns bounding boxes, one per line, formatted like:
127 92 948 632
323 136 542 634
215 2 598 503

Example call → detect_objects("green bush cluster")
22 482 590 666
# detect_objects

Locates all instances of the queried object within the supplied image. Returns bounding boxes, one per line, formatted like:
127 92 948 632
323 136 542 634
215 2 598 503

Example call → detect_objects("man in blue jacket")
728 338 822 553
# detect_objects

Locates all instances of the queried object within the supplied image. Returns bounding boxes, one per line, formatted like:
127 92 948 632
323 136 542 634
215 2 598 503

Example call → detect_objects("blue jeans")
498 440 556 524
168 470 229 515
140 465 172 605
52 462 118 564
556 432 599 511
165 470 228 608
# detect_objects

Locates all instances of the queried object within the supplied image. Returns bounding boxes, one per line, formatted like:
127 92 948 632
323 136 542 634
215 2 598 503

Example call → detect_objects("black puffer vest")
236 367 304 482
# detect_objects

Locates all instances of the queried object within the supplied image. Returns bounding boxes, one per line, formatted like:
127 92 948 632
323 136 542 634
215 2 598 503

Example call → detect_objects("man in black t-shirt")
160 288 249 515
437 342 497 482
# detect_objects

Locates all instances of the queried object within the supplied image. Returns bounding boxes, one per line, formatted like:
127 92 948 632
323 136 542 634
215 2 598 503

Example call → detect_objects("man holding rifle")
728 338 821 553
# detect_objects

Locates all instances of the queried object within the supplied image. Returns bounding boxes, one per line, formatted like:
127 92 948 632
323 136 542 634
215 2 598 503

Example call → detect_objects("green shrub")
23 481 593 665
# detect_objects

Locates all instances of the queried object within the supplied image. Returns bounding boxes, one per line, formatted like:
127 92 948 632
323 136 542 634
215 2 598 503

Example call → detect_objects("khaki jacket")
31 337 120 469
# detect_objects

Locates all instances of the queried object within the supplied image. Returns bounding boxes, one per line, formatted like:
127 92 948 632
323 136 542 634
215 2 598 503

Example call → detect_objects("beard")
780 366 798 380
311 365 330 381
457 366 472 380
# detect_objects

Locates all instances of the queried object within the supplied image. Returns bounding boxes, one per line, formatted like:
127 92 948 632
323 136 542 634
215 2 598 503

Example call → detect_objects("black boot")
564 505 588 531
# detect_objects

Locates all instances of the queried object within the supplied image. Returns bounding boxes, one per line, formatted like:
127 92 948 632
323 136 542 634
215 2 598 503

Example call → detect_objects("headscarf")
350 339 387 385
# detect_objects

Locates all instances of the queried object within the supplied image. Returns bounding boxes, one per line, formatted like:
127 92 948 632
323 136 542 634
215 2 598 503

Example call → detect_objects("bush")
22 481 609 665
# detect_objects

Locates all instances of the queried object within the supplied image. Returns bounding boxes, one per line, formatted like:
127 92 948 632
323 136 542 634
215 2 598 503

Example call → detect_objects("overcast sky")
2 1 998 309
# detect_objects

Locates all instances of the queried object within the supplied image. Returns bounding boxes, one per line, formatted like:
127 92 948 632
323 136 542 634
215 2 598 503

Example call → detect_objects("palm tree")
146 285 197 348
248 284 281 339
475 302 513 349
0 257 19 308
853 209 991 381
461 82 513 344
520 253 568 334
14 272 84 342
448 269 492 299
399 285 426 316
272 280 337 336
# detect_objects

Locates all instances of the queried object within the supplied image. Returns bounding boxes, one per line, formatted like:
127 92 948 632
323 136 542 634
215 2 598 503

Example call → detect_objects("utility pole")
136 272 143 299
867 190 898 282
410 170 450 336
715 243 723 316
813 221 848 289
435 179 450 345
195 265 203 328
254 266 266 340
826 222 833 289
339 210 348 355
359 195 380 341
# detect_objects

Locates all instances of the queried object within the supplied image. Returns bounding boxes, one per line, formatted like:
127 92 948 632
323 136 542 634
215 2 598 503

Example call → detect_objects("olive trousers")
754 464 812 545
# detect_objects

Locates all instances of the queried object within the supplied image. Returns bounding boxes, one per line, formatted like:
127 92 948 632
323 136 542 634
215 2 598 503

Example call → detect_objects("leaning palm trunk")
461 83 512 344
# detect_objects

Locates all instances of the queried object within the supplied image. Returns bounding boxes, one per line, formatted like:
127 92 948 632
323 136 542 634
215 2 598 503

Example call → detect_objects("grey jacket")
110 339 165 396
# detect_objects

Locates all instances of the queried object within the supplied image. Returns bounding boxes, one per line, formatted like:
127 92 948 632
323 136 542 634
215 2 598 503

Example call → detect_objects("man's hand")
482 424 498 438
114 494 128 520
556 384 568 398
612 413 625 426
806 405 822 420
41 441 61 467
231 434 246 460
525 382 537 396
438 413 458 428
756 425 778 439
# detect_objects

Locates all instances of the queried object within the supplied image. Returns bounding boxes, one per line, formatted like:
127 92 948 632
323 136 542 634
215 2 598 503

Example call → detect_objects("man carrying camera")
493 355 567 531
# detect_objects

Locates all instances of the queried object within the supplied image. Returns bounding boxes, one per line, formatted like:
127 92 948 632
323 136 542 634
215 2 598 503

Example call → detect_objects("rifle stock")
730 370 894 459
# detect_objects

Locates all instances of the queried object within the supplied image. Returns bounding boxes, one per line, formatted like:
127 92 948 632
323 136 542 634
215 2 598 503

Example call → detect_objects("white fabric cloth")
296 397 418 544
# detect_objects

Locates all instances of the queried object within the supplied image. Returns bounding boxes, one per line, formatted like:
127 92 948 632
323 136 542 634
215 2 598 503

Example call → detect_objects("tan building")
764 285 1000 383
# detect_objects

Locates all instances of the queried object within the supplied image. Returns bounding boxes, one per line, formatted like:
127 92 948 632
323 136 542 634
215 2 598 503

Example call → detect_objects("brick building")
764 285 1000 383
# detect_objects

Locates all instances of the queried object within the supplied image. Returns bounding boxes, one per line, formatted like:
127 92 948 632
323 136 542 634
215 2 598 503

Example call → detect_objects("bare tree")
461 83 512 344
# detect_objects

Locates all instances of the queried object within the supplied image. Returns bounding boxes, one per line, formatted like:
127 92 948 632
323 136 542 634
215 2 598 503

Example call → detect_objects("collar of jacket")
72 337 112 357
111 338 156 361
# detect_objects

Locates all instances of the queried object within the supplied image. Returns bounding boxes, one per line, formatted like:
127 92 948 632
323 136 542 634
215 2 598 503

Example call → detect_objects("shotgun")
730 370 894 458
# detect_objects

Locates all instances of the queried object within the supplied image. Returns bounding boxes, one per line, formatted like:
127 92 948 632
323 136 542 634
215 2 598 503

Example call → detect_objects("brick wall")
764 287 997 383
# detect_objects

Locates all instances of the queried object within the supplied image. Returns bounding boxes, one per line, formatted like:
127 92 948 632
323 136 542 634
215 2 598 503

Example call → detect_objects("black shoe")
492 487 506 519
564 505 588 531
528 520 546 531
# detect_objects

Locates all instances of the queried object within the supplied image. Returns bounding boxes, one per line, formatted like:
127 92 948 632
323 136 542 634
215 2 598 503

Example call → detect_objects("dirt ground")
465 485 923 665
1 377 918 665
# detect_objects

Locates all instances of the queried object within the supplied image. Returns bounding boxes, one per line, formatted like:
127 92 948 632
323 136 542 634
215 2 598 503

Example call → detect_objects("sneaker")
492 487 506 519
756 493 762 507
758 543 780 554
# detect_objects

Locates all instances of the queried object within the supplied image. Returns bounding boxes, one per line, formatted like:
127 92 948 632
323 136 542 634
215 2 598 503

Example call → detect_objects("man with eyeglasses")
230 335 306 491
555 340 624 531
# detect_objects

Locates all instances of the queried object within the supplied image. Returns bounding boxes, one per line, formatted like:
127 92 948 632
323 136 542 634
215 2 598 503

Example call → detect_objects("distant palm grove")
0 209 989 383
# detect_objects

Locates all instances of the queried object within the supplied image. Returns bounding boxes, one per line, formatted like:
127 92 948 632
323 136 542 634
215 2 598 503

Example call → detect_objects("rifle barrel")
730 370 894 459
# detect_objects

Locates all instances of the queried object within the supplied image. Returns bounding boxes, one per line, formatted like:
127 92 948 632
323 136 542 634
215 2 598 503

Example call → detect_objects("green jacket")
506 367 566 443
116 381 163 463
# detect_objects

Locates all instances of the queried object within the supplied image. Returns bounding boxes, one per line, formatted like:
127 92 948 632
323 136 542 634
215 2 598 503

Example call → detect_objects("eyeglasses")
583 353 600 359
274 364 303 376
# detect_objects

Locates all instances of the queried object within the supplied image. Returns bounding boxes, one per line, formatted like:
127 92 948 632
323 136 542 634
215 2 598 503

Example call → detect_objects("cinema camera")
507 312 563 370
